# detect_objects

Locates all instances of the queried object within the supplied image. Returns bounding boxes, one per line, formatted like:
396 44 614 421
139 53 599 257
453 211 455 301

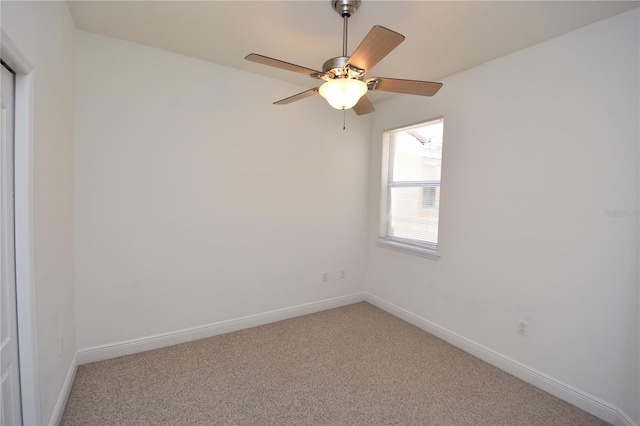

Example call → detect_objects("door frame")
1 30 42 426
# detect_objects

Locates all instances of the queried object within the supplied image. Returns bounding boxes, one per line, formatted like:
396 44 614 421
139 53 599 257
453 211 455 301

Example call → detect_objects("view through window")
382 118 444 254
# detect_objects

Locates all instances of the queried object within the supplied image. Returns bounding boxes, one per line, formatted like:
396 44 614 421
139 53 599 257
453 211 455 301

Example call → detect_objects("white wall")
0 1 77 423
74 31 370 350
365 9 639 424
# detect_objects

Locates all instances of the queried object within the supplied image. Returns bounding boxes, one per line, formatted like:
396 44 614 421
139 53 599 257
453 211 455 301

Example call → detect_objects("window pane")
388 186 440 245
391 121 443 182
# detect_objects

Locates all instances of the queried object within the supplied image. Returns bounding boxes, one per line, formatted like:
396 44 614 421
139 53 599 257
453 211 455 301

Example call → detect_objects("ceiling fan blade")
369 77 443 96
346 26 405 72
245 53 321 76
353 95 375 116
273 87 319 105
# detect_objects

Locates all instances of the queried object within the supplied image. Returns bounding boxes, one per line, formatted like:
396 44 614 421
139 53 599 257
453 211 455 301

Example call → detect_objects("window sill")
376 238 441 260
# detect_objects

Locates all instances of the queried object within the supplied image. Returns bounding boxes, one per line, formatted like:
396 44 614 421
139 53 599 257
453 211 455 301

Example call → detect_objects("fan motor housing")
322 56 349 73
322 56 366 80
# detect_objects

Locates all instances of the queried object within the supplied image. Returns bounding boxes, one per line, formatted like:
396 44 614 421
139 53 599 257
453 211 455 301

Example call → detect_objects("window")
379 117 444 258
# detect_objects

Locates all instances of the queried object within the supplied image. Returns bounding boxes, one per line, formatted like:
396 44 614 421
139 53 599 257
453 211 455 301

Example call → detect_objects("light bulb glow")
318 78 368 110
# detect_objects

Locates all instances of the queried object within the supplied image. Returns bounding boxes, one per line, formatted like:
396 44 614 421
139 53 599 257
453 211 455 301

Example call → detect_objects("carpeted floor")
61 302 607 425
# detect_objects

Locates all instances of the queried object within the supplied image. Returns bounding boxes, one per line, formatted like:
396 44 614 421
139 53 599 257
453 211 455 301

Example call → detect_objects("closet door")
1 61 22 426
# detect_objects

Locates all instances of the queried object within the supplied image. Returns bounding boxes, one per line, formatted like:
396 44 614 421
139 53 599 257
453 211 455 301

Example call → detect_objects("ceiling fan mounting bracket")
332 0 361 17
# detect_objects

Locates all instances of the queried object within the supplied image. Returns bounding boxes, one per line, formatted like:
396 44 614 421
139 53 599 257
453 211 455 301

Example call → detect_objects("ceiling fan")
245 0 443 116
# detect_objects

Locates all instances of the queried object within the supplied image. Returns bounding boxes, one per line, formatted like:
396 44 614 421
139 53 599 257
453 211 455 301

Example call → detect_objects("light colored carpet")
61 302 607 425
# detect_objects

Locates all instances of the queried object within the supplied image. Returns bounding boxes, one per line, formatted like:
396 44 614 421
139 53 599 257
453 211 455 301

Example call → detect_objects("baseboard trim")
78 293 365 365
364 293 637 426
49 352 78 426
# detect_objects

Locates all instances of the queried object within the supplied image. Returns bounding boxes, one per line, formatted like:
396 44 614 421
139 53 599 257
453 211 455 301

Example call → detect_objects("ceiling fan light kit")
319 78 368 110
245 0 442 116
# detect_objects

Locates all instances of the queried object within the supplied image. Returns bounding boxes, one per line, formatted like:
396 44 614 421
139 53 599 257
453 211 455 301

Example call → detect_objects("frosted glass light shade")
318 78 368 110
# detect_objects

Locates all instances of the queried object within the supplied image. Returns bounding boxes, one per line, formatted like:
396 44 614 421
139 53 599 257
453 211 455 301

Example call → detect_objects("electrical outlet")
340 269 346 279
517 320 528 337
322 272 328 283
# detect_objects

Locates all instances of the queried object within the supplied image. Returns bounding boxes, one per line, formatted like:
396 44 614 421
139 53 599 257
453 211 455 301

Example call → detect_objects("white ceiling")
67 0 638 103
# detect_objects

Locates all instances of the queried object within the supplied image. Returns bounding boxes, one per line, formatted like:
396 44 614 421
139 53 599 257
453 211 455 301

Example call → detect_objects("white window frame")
377 117 443 260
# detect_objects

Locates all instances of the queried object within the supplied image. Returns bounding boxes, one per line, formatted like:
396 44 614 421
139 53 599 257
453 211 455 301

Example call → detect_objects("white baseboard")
364 292 637 426
49 352 78 426
78 293 365 365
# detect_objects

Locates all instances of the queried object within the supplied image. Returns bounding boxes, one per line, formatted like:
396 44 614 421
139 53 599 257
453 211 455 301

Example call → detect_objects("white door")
1 62 22 426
